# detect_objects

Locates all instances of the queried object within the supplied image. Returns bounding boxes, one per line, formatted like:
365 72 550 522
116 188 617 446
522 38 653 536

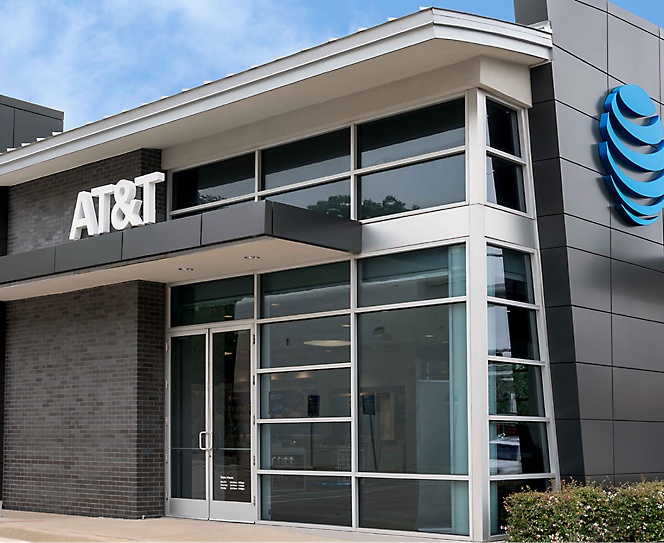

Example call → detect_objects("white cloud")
0 0 325 132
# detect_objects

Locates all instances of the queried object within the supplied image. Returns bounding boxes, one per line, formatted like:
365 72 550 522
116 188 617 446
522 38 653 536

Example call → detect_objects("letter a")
69 191 99 240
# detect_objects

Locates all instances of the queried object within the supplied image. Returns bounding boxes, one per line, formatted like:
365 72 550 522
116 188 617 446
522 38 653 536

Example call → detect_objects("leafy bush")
504 480 664 542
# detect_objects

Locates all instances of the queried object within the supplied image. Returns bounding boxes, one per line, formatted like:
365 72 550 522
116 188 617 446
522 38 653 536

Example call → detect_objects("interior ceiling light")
178 267 194 271
244 255 260 260
303 340 352 347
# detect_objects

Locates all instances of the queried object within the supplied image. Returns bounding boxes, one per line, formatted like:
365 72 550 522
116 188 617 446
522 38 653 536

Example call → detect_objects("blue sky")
0 0 662 132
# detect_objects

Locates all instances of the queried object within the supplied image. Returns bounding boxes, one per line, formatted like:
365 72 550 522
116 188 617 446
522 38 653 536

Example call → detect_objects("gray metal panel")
0 246 55 283
13 110 63 148
576 363 613 419
553 47 608 119
201 201 270 246
533 159 563 217
612 314 664 372
122 214 201 260
572 306 612 365
0 106 13 153
540 247 571 307
55 233 123 272
608 13 661 102
554 419 584 476
614 421 664 474
545 306 576 362
614 367 664 422
530 63 554 105
580 420 614 475
513 0 548 25
568 248 611 312
611 230 664 272
564 215 610 257
615 473 664 484
550 363 579 418
609 202 664 244
607 2 660 37
527 101 559 162
0 94 64 120
270 202 361 253
578 0 608 10
556 103 603 174
611 260 664 322
560 159 611 227
661 37 664 106
537 214 566 249
548 0 608 71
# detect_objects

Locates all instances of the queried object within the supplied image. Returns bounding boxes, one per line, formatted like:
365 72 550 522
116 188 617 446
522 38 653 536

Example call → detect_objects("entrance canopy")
0 201 360 301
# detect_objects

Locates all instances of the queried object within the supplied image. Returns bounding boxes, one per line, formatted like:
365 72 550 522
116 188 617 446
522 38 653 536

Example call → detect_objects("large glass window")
490 479 550 535
488 304 539 360
265 179 350 218
261 262 350 318
172 153 254 211
358 304 467 475
489 363 544 417
359 245 465 307
359 478 469 535
171 275 254 326
359 154 465 220
487 99 520 157
487 245 534 304
262 129 350 190
358 99 465 168
489 421 549 476
487 155 525 212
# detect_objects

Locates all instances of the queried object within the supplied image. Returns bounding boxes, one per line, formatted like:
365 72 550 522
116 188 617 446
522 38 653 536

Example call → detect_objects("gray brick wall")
7 149 164 255
4 281 166 518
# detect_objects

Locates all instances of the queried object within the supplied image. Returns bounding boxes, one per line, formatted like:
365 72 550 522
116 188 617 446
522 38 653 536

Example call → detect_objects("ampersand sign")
111 179 144 230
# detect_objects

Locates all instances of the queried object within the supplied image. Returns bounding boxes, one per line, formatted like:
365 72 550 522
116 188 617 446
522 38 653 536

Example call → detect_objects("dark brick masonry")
7 149 164 255
3 281 166 518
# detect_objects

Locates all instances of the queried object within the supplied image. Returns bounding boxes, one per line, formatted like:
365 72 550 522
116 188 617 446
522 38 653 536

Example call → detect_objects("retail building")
0 0 662 540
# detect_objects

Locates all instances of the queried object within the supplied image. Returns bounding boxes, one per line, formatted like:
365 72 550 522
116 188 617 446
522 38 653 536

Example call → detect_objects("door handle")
198 430 213 451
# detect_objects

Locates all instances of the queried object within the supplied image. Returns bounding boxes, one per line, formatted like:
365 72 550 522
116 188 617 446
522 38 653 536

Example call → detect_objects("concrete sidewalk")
0 510 450 542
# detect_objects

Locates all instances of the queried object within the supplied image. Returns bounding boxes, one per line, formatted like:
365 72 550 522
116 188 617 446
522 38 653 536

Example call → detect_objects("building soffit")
0 8 552 186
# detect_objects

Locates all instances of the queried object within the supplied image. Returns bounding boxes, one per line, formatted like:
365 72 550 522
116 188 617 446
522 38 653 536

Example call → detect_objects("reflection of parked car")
490 437 521 475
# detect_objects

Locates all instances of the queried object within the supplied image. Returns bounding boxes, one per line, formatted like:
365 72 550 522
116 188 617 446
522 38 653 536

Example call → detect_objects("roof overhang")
0 201 360 301
0 8 552 186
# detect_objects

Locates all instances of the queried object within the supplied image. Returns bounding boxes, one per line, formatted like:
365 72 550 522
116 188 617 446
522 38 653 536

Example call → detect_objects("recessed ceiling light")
244 255 260 260
178 267 194 271
425 334 435 338
303 340 352 347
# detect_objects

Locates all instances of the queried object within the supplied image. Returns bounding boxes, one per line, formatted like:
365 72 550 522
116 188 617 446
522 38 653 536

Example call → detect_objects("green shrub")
504 480 664 542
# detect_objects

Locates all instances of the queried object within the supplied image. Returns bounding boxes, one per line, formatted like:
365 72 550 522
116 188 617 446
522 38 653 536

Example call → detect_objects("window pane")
172 153 254 210
261 368 350 418
262 129 350 190
261 475 351 526
359 99 465 168
490 479 550 535
261 315 350 369
360 478 469 535
489 363 544 417
261 262 349 318
487 245 534 303
488 304 539 360
260 422 350 471
265 179 350 219
171 275 254 326
487 155 525 212
358 304 467 475
487 99 520 157
359 154 465 219
359 245 465 307
490 421 550 476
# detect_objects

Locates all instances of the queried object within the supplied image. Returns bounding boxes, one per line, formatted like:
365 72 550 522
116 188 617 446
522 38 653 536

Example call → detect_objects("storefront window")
359 244 465 307
359 478 469 535
489 363 544 417
358 99 465 168
488 303 539 360
489 421 549 476
359 154 465 219
171 275 254 326
358 304 467 475
261 262 350 318
265 179 350 218
487 245 534 303
262 129 350 190
487 99 521 157
487 155 525 212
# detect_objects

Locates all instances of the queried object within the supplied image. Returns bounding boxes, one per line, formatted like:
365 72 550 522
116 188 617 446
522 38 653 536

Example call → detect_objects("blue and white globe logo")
599 84 664 226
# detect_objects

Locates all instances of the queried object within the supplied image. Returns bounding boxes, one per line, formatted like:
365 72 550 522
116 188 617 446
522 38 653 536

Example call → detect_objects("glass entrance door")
168 327 255 522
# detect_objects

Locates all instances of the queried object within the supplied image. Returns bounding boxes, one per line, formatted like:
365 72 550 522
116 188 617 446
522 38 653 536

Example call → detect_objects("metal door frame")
166 322 256 522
